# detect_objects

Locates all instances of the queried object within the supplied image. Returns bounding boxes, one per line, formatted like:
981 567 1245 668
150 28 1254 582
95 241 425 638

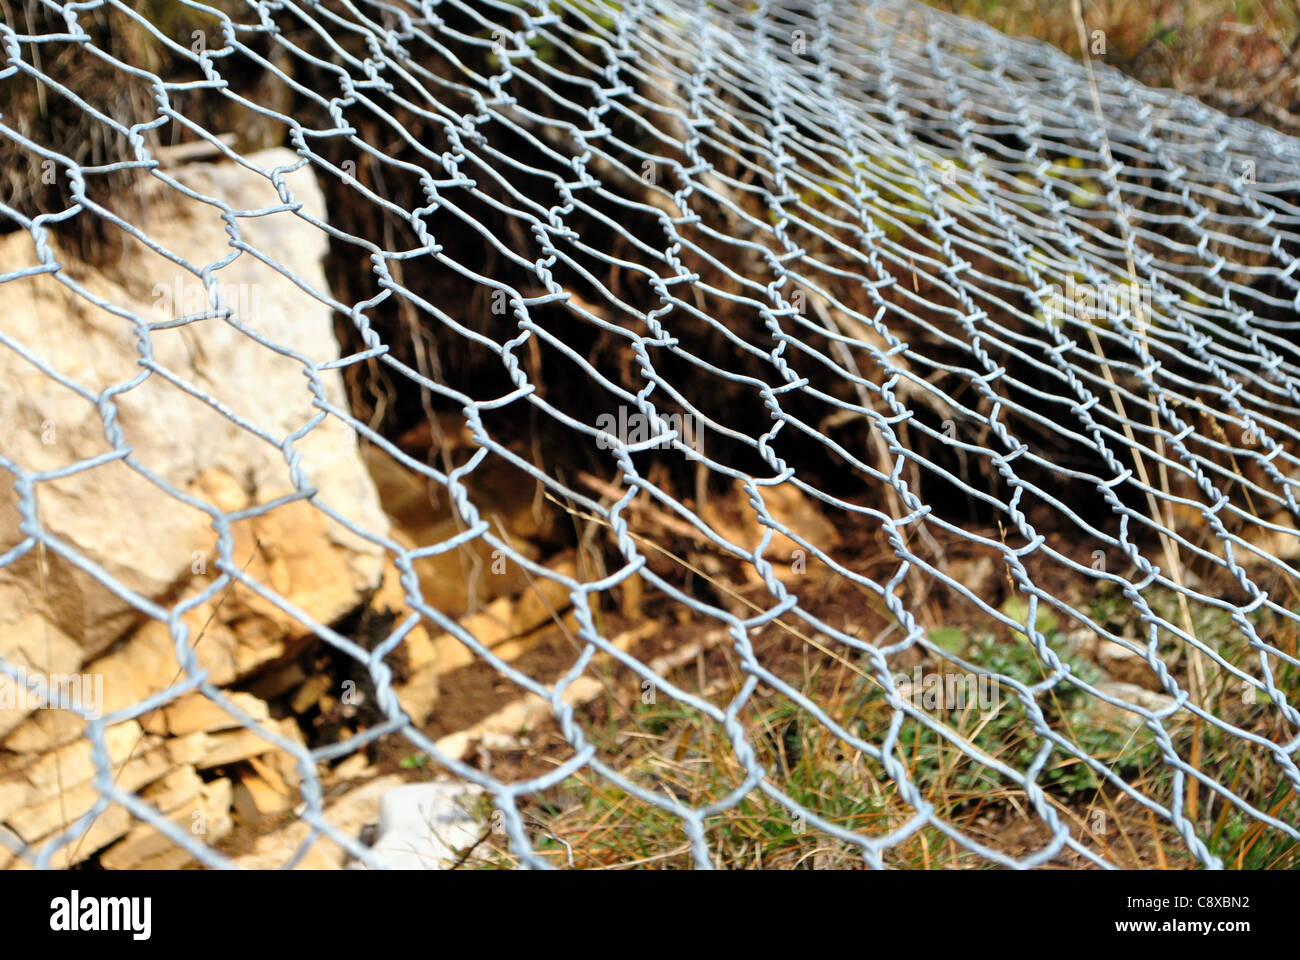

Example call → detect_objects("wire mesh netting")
1 0 1299 869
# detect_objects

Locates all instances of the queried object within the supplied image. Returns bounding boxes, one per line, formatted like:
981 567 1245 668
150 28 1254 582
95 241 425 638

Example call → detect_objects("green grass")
446 577 1297 869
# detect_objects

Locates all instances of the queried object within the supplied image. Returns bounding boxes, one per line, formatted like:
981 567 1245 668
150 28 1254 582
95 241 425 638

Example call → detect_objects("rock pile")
0 149 441 868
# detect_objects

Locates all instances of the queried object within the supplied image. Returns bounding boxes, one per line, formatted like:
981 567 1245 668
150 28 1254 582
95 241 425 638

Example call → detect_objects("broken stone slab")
131 765 206 812
331 753 379 782
140 690 271 737
101 770 233 870
168 717 304 771
14 805 134 870
7 745 172 846
289 674 333 715
424 556 579 676
367 556 439 726
0 146 390 741
0 720 147 823
233 774 408 869
362 445 543 618
232 756 295 824
264 718 309 791
0 609 252 757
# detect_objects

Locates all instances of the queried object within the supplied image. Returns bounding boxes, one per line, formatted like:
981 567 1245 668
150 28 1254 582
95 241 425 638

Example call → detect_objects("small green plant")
871 615 1162 800
1211 779 1299 869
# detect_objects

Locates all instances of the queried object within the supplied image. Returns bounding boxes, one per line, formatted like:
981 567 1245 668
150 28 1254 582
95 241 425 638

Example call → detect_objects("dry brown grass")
925 0 1300 134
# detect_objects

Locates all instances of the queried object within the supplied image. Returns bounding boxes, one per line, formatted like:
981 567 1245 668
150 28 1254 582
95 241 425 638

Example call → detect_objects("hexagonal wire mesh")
1 0 1298 868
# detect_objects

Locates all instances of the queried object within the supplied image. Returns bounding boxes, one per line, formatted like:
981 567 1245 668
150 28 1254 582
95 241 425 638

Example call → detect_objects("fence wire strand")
1 0 1299 868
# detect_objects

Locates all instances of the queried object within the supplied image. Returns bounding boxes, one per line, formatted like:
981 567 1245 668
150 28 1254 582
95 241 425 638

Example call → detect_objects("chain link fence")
1 0 1298 868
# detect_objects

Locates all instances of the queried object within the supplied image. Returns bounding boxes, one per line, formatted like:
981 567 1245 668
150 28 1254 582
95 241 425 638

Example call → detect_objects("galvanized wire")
1 0 1299 869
